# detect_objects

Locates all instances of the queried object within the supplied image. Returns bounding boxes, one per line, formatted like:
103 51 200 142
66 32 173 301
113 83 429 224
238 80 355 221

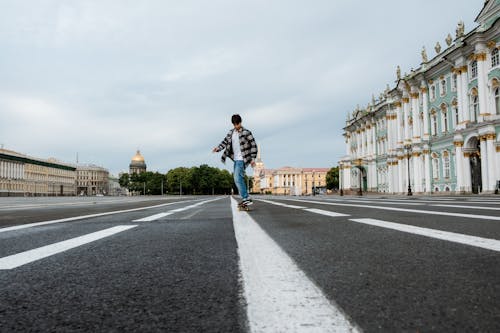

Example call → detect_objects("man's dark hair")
231 114 242 125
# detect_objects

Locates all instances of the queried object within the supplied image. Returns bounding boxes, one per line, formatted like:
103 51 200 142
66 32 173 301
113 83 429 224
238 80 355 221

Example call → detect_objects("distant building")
0 148 76 197
253 148 328 195
76 164 109 196
129 150 147 174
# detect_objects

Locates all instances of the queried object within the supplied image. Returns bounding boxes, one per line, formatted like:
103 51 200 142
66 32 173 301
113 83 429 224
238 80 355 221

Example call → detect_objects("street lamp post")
312 170 315 196
404 144 413 196
339 163 344 196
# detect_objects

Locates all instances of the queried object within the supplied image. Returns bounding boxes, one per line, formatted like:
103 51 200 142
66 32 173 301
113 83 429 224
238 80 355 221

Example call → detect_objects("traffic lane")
0 197 203 228
248 202 500 332
269 198 500 240
0 198 245 332
0 199 217 259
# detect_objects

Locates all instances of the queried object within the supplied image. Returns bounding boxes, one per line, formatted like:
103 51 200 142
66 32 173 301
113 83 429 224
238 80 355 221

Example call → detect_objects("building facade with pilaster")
341 1 500 195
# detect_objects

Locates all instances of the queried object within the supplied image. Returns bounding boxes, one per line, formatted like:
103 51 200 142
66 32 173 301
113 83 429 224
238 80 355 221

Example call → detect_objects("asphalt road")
0 195 499 332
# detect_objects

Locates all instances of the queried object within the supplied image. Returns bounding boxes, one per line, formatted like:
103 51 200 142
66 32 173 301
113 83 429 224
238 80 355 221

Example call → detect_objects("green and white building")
341 1 500 194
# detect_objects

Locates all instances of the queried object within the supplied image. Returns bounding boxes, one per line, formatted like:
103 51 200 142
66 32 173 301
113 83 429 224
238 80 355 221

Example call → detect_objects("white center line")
256 199 307 209
349 218 500 253
304 208 350 218
432 204 500 211
231 198 359 332
0 225 137 270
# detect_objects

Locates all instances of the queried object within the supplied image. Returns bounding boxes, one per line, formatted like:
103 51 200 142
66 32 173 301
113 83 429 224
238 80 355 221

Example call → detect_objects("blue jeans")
233 160 248 200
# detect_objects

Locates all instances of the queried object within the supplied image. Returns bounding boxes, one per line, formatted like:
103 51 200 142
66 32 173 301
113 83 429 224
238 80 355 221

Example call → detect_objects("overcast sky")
0 0 481 176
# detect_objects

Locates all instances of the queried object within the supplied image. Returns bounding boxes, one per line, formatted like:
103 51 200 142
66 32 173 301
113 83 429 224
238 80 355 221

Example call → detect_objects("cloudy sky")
0 0 481 176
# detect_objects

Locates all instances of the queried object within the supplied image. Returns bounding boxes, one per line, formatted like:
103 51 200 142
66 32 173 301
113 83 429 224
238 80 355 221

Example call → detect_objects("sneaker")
242 198 253 206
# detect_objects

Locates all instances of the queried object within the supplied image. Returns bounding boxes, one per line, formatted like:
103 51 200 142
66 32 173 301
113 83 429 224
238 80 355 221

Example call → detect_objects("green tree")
118 173 129 188
326 167 339 190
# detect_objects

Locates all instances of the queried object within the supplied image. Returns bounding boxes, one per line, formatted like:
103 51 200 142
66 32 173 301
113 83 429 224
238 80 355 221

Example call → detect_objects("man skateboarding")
212 114 257 207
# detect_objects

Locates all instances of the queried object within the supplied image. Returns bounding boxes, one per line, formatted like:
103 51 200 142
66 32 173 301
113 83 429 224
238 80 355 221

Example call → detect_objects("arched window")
443 151 450 178
470 89 479 122
431 85 436 100
470 60 478 79
495 87 500 115
492 48 499 68
452 74 458 91
440 79 447 96
432 153 439 179
441 104 449 133
431 111 437 136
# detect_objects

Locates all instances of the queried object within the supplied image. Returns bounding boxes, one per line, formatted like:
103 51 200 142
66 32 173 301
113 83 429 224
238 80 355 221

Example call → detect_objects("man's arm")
212 130 232 152
247 131 258 167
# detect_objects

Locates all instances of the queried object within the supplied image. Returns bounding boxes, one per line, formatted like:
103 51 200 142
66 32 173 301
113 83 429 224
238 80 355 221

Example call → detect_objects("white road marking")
0 199 199 234
304 208 349 218
0 225 137 269
256 199 307 209
133 198 222 222
282 198 500 221
349 218 500 253
432 204 500 211
231 198 359 332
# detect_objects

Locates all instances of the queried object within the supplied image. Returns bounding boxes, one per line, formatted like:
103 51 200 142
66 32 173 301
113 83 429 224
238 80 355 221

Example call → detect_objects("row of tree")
119 164 254 195
119 165 339 195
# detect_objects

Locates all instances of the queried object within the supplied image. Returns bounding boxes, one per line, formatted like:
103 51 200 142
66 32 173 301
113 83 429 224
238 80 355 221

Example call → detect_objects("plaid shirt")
217 127 258 168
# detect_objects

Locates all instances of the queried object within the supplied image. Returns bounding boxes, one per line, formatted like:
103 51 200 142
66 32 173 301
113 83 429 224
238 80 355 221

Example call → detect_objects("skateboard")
238 203 251 211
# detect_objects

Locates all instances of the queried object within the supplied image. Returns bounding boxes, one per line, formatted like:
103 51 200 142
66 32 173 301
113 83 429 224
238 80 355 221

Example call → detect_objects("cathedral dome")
131 150 145 163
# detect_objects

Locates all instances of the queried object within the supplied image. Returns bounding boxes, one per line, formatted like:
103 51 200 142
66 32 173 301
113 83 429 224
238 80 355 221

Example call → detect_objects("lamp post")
404 144 413 196
339 163 344 196
312 170 316 196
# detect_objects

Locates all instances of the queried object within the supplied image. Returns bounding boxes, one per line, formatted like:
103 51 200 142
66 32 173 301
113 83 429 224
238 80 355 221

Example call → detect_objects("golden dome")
131 150 145 162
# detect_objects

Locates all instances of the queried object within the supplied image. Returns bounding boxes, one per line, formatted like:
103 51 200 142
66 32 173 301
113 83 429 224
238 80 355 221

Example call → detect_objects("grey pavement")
0 195 499 332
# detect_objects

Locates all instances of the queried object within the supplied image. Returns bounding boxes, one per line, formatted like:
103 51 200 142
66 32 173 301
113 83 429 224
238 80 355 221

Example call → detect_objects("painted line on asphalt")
325 198 424 206
0 199 199 234
256 199 307 209
231 197 359 332
432 204 500 211
304 208 350 217
0 225 137 269
133 198 222 222
281 198 500 221
349 218 500 253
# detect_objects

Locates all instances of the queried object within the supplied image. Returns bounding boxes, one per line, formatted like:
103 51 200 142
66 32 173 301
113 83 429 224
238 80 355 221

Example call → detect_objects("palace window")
443 109 449 133
440 79 447 96
431 114 437 136
470 60 478 79
495 87 500 115
430 85 436 100
452 74 458 92
470 93 479 122
443 151 450 179
453 106 459 128
432 154 439 179
492 48 499 68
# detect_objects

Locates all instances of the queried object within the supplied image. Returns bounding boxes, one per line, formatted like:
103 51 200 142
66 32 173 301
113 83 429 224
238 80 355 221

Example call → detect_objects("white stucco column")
454 69 464 127
421 86 430 140
463 152 472 192
403 97 410 143
397 155 404 194
357 130 362 158
460 66 470 123
480 136 488 192
423 147 431 193
395 102 403 145
413 151 422 193
411 91 421 142
476 51 489 122
486 134 497 191
454 140 464 193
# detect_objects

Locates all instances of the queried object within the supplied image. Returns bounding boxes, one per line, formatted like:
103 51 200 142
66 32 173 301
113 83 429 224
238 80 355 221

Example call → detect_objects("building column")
413 150 423 193
403 97 410 143
395 102 403 145
486 133 497 191
371 125 376 157
454 140 465 193
411 91 421 143
463 152 472 192
421 86 430 141
476 52 489 122
480 136 489 192
454 69 464 128
460 66 470 124
397 155 404 194
423 147 431 193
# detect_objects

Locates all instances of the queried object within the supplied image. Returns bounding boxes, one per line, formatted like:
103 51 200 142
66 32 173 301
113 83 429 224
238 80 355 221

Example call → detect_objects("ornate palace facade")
341 1 500 194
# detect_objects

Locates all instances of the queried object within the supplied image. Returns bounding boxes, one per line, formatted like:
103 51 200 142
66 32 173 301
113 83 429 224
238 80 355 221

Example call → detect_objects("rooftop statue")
435 42 442 54
421 46 428 63
446 33 453 46
396 65 401 80
456 21 465 38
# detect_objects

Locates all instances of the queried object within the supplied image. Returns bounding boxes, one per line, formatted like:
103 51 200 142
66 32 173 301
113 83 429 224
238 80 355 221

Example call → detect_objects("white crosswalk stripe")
0 225 137 270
